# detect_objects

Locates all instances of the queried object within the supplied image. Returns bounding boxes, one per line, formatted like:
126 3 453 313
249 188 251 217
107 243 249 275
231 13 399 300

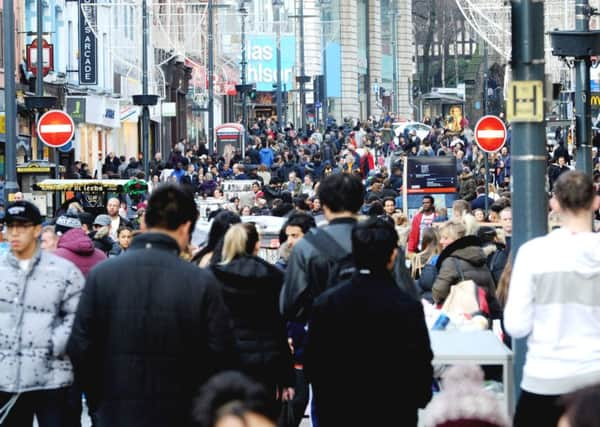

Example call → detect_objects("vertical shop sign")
79 0 97 84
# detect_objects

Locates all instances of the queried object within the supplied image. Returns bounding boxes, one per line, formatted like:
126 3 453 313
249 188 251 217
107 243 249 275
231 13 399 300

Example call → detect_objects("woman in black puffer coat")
210 222 295 408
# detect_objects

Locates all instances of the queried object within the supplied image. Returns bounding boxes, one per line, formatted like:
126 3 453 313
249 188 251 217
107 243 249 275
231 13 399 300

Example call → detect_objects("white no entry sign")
474 115 507 153
37 110 75 148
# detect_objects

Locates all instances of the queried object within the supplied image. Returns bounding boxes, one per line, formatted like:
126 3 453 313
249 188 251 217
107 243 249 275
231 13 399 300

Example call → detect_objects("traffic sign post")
26 38 54 77
37 110 75 148
474 115 507 153
474 115 507 218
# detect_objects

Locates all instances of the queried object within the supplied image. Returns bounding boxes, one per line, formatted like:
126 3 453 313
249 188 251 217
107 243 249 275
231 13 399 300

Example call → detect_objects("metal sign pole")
3 0 19 202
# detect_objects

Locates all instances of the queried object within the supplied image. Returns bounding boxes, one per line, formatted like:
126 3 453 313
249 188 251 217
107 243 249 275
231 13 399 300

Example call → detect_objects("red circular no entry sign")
37 110 75 148
474 115 507 153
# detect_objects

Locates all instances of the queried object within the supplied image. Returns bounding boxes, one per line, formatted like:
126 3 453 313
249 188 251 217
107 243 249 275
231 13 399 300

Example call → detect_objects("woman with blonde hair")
392 212 410 247
462 212 480 236
432 219 501 318
211 223 295 409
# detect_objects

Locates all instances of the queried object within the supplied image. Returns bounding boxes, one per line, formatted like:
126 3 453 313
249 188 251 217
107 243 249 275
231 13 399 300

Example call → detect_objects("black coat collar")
129 232 181 256
436 235 483 269
329 217 358 225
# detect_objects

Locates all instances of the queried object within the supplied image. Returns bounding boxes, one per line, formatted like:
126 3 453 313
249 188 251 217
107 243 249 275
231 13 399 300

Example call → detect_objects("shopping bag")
441 279 481 317
441 258 490 319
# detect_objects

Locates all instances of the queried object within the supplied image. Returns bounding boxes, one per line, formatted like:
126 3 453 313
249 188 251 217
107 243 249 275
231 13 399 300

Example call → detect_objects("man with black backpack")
304 218 433 426
280 173 363 322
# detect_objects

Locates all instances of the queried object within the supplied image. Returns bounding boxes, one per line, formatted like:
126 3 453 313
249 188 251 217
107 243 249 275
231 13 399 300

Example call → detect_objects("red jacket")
360 152 375 178
407 211 436 253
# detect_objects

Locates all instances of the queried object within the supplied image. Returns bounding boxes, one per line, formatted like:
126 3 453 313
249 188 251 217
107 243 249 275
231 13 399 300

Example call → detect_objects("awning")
34 179 131 192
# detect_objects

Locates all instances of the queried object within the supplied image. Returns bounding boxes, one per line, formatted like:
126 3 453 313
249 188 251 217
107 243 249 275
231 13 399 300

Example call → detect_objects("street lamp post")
320 0 330 128
141 0 150 178
3 0 19 202
36 0 44 160
273 0 283 132
391 0 399 115
483 41 490 217
208 0 215 152
133 0 158 179
239 1 249 130
298 0 306 134
574 0 593 175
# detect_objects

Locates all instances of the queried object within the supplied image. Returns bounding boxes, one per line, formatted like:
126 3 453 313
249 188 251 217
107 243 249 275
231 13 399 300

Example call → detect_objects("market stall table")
429 330 514 417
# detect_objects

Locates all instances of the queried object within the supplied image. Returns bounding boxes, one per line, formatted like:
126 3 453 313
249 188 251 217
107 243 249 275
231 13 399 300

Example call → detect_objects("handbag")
441 258 490 318
278 400 296 427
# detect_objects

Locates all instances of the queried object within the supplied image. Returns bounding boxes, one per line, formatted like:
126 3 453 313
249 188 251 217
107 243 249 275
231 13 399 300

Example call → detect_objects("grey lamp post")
273 0 283 132
319 0 331 128
208 0 215 152
133 0 159 179
4 0 18 202
208 1 231 153
239 1 249 130
391 0 399 115
36 0 44 160
298 0 306 134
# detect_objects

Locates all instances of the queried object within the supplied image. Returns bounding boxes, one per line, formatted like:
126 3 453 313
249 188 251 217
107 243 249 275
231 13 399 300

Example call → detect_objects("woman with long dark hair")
192 210 241 267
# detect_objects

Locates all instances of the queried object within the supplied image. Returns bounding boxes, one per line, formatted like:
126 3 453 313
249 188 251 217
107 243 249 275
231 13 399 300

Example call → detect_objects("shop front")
66 94 120 178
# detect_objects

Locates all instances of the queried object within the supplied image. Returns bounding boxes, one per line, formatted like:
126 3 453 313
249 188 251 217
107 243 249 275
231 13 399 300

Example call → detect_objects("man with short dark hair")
548 155 570 191
470 186 495 211
506 171 600 427
407 195 437 254
68 184 236 427
275 211 317 426
304 218 433 426
280 174 364 321
383 197 397 217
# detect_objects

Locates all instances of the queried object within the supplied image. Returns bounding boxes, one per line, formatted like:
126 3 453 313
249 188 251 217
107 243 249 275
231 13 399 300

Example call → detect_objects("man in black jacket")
304 218 433 426
279 173 363 322
280 174 416 323
67 184 236 427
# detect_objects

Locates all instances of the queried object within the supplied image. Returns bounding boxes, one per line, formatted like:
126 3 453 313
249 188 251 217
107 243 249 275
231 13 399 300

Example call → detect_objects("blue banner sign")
247 34 295 92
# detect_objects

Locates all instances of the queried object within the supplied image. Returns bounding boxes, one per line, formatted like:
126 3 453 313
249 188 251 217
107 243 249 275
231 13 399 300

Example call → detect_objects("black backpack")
303 229 356 291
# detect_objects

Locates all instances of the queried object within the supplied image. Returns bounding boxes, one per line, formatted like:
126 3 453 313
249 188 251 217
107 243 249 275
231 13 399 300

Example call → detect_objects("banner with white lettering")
79 0 97 85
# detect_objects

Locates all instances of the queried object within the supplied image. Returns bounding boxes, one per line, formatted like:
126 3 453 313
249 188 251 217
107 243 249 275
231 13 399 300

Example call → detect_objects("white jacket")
0 248 84 392
505 229 600 395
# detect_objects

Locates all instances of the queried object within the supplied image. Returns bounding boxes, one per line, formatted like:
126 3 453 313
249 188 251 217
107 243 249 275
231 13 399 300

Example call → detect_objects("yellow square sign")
506 80 544 123
0 113 5 134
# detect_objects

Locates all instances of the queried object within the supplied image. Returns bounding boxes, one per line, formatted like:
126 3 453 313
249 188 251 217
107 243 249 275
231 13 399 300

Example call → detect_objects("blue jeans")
0 388 75 427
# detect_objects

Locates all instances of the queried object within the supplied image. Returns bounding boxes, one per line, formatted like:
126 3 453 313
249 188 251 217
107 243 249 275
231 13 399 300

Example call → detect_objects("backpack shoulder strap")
452 257 465 282
304 229 348 261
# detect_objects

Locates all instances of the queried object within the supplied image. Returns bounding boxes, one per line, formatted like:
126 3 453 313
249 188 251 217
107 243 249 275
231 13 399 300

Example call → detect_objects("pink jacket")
54 229 107 277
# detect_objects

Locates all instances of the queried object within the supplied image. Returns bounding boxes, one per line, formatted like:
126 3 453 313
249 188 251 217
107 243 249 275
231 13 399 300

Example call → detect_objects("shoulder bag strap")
452 257 465 282
304 229 348 262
